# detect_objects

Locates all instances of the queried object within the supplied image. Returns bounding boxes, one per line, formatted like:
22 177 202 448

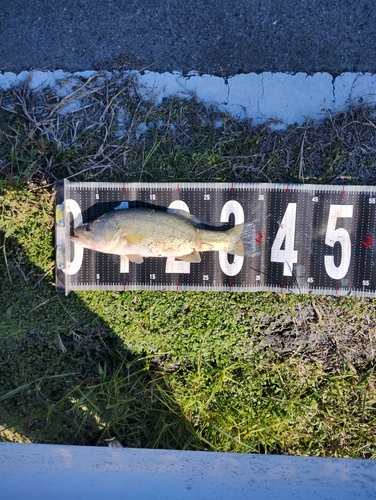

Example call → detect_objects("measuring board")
55 180 376 296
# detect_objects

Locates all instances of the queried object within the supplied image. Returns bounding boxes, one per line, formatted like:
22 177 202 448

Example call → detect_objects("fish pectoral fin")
126 254 144 264
176 251 201 263
123 233 147 245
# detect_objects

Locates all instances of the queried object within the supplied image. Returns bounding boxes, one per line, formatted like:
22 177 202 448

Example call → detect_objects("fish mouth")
73 225 87 236
71 227 84 241
72 228 81 238
71 226 94 247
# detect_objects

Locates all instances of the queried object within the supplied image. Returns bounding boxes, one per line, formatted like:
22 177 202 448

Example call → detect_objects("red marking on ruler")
255 232 264 245
285 185 290 195
176 279 179 291
362 235 374 249
280 282 284 293
231 183 235 195
341 185 345 197
176 183 180 195
229 281 233 292
122 183 126 196
335 284 339 295
122 280 127 291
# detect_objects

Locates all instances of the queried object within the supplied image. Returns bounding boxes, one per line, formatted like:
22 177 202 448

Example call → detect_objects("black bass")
71 208 258 264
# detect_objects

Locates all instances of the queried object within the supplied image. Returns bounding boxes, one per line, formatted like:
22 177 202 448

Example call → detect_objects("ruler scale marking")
56 181 376 296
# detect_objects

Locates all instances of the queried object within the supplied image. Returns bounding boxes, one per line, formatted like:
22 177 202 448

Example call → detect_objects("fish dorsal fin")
167 208 204 226
176 251 202 263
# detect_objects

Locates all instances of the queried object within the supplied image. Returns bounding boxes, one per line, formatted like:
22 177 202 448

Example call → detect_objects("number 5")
324 205 353 280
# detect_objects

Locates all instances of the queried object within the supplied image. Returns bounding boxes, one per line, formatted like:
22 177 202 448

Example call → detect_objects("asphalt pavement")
0 0 375 76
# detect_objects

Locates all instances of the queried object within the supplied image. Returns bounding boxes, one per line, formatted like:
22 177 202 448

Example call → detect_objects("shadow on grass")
0 230 203 449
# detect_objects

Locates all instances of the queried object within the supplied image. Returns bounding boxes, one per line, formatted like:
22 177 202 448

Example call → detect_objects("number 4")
271 203 298 276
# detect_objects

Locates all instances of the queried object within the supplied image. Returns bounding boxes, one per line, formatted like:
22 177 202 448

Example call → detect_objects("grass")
0 72 376 457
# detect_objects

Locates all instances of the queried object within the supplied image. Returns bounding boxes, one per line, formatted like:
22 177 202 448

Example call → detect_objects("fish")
71 208 258 264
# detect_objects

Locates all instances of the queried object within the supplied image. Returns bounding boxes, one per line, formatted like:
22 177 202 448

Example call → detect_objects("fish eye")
85 224 92 232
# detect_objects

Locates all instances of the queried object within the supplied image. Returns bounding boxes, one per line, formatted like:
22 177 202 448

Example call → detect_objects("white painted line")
1 69 376 127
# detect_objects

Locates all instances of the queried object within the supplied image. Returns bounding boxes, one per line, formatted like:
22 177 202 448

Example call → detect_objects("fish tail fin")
227 221 260 258
227 223 244 256
241 220 260 257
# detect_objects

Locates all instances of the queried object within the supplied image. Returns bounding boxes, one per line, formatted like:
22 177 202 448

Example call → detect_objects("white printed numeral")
66 199 84 275
165 200 191 274
120 255 129 274
324 205 353 280
363 280 370 286
218 200 244 276
270 203 298 276
369 198 375 204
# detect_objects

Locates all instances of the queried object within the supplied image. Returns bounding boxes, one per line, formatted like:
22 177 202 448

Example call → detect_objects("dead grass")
2 71 376 186
251 297 376 371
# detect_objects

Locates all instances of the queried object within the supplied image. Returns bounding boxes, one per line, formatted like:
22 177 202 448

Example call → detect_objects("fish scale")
56 180 376 296
72 208 244 260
